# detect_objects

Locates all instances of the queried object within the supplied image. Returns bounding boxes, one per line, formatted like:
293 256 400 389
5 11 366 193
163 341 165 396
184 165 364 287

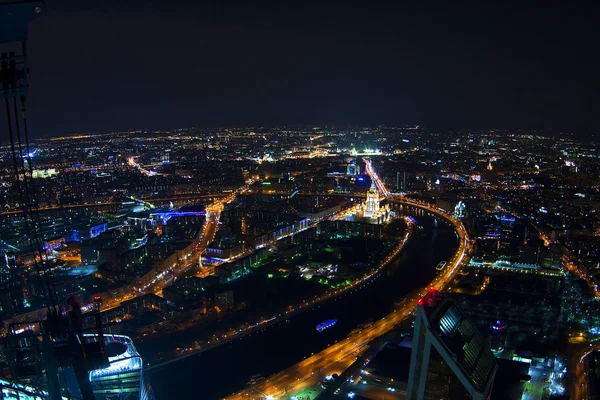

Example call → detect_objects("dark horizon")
3 0 598 137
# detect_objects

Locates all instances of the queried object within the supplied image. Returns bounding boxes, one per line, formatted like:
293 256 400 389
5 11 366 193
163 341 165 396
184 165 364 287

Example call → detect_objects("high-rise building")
88 335 154 400
488 321 507 356
363 182 380 218
454 201 466 219
0 279 24 316
407 289 498 400
347 160 359 176
396 170 406 192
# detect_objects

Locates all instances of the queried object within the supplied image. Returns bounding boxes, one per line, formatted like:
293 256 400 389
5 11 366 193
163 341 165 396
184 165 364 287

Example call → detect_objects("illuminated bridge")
148 211 206 224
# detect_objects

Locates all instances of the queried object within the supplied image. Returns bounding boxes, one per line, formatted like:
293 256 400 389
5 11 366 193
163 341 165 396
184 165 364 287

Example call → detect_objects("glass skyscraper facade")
88 335 154 400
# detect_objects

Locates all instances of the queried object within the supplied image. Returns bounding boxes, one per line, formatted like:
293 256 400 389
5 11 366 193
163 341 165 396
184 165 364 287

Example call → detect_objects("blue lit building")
68 222 109 242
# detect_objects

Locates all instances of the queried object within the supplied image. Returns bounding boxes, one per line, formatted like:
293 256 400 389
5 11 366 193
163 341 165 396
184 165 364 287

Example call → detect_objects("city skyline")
1 2 599 399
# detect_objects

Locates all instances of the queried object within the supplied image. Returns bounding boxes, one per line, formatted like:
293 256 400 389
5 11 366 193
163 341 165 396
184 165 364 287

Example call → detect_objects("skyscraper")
488 321 507 356
347 159 359 176
88 335 154 400
396 170 406 192
407 289 498 400
363 182 380 218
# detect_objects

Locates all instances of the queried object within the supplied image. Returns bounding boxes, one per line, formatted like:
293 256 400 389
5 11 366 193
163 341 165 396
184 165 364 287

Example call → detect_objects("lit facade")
364 182 380 218
407 290 498 400
88 335 154 400
454 201 466 218
0 377 71 400
347 161 360 176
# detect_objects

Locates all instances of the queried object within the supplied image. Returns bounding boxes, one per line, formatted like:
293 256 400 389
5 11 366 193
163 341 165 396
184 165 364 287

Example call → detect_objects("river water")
148 212 458 399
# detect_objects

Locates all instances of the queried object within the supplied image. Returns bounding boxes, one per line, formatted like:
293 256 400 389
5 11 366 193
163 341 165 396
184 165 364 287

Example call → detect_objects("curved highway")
223 196 472 400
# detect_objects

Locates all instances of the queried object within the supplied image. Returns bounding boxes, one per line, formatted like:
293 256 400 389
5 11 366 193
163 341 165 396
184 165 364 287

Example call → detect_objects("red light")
429 286 436 292
417 298 423 305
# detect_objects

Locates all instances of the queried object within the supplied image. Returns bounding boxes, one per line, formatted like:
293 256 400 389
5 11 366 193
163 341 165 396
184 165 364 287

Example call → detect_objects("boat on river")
316 319 338 332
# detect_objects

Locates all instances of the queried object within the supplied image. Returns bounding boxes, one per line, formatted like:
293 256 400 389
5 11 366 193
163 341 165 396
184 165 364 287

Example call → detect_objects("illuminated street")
0 3 595 399
224 199 471 400
96 182 250 312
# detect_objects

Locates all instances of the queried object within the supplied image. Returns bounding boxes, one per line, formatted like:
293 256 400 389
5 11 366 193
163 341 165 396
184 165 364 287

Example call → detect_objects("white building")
364 182 380 218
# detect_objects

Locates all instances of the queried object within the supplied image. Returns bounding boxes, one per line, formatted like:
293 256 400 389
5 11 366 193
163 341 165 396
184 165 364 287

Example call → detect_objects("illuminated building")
343 181 390 224
454 201 466 219
31 168 58 179
0 280 25 316
407 289 498 400
364 182 380 218
43 236 66 250
396 170 406 192
347 160 359 176
4 251 16 270
88 334 154 400
0 377 71 399
488 321 507 356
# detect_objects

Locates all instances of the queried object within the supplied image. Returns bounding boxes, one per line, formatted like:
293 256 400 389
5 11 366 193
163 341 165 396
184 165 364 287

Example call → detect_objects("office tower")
488 321 507 356
407 289 498 400
347 159 359 176
454 201 466 219
396 170 406 192
89 335 155 400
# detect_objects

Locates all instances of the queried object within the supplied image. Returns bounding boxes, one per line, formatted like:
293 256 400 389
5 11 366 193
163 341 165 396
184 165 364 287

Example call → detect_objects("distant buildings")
215 249 269 282
454 201 466 219
162 276 217 309
215 290 234 311
347 160 360 176
31 168 58 179
396 170 406 192
317 220 383 239
0 124 597 397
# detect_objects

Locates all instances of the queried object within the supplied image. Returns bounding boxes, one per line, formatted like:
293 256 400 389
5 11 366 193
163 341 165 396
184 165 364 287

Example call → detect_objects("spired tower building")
364 182 380 218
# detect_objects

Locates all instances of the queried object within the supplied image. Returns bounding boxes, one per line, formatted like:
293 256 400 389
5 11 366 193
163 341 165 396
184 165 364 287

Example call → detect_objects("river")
147 212 459 399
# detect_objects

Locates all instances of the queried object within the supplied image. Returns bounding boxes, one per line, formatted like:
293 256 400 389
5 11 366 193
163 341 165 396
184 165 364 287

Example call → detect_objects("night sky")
12 0 600 135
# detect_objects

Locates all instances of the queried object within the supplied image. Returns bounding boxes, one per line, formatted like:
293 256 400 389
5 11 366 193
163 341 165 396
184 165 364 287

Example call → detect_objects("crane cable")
4 45 61 312
14 94 61 310
4 94 53 314
21 90 62 310
4 42 75 400
18 39 75 400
